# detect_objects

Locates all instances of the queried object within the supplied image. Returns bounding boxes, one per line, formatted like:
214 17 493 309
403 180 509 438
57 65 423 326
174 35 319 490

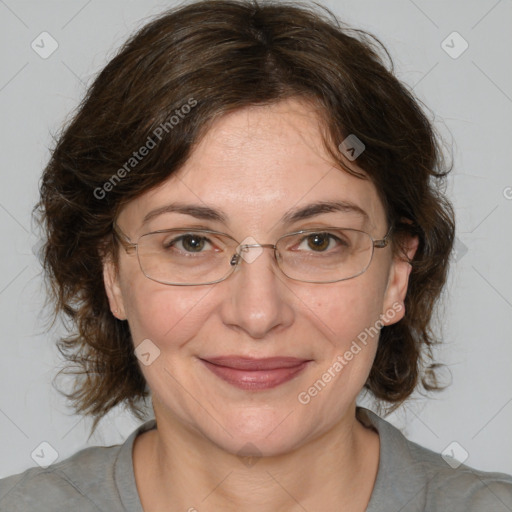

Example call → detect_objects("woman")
1 0 511 510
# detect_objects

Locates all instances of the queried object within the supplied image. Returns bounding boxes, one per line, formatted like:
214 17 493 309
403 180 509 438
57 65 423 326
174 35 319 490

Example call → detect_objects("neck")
133 405 379 511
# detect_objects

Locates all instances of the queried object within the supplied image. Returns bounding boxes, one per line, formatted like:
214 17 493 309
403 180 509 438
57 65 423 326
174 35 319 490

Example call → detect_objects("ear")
103 256 127 320
381 234 419 326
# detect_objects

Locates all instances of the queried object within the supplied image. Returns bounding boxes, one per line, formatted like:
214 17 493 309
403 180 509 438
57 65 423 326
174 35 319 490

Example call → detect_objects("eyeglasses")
112 223 392 286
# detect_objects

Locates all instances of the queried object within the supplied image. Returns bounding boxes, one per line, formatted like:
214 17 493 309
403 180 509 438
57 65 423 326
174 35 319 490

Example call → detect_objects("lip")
200 356 311 390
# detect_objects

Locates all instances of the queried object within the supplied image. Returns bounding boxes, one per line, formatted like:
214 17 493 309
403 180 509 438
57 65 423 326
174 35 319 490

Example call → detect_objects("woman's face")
105 97 413 456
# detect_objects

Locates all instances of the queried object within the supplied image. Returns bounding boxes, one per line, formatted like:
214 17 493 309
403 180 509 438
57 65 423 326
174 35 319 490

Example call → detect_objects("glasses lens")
137 230 236 285
134 228 376 285
276 228 373 283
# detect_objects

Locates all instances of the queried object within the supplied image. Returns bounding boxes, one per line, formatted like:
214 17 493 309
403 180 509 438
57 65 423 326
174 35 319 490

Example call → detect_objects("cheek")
298 276 389 349
119 263 212 348
293 280 388 419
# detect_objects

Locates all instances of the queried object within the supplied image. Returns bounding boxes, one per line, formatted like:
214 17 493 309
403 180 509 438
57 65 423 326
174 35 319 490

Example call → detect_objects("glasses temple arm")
112 223 137 254
373 225 393 248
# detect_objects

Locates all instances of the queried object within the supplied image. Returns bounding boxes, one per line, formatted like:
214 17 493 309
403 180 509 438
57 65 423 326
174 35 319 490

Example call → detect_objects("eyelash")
161 231 348 255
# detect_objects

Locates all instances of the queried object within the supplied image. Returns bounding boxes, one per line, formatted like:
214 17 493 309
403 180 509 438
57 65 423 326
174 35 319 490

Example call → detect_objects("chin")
196 406 315 458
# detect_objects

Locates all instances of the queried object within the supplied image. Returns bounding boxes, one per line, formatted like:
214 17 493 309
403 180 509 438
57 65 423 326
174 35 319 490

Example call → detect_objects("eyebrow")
280 200 369 225
142 203 227 226
141 200 369 228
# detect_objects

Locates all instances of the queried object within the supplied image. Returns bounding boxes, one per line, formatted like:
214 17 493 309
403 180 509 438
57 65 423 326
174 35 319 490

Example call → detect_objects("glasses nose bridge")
241 242 277 250
230 241 278 268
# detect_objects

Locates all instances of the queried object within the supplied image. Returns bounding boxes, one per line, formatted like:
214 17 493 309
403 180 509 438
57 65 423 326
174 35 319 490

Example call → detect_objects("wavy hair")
34 0 455 431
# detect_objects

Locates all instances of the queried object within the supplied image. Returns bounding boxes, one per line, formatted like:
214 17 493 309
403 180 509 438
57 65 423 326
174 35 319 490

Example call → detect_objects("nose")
220 243 294 339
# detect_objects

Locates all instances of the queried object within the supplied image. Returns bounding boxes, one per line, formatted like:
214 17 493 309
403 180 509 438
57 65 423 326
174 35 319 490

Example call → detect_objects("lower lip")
201 360 310 390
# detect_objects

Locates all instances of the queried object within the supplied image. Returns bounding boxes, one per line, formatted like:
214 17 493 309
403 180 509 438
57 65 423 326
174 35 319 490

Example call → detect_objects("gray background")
0 0 511 478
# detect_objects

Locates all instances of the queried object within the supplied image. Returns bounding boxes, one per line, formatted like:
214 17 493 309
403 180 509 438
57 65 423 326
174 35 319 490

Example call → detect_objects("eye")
164 233 214 253
296 232 347 253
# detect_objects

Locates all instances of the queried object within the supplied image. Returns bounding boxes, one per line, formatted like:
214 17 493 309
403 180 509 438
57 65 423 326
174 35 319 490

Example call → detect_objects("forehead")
121 98 386 235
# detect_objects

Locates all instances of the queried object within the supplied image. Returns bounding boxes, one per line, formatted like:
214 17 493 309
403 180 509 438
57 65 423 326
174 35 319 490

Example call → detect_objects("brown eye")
297 232 350 254
180 234 207 252
306 233 330 251
163 234 211 253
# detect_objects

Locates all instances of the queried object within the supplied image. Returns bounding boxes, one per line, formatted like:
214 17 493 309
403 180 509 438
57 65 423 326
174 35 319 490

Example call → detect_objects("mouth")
199 356 312 390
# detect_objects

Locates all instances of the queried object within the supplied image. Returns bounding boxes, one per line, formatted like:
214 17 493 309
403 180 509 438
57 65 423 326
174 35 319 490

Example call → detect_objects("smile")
200 356 311 390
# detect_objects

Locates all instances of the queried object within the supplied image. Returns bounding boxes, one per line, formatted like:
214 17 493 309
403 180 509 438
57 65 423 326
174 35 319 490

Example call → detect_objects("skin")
104 97 418 511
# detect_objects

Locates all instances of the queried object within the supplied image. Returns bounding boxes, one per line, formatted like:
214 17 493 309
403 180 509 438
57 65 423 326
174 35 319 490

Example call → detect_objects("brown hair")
34 0 455 430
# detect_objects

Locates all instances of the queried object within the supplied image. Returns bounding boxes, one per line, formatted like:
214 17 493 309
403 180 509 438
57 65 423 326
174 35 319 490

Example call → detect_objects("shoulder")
407 437 512 510
359 407 512 512
0 443 124 512
0 418 155 512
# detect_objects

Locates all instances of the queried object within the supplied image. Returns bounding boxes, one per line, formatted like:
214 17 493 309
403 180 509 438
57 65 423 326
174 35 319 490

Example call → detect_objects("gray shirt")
1 408 511 511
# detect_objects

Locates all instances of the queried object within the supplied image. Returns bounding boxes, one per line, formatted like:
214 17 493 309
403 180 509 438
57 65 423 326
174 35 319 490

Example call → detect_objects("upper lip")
201 356 311 371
